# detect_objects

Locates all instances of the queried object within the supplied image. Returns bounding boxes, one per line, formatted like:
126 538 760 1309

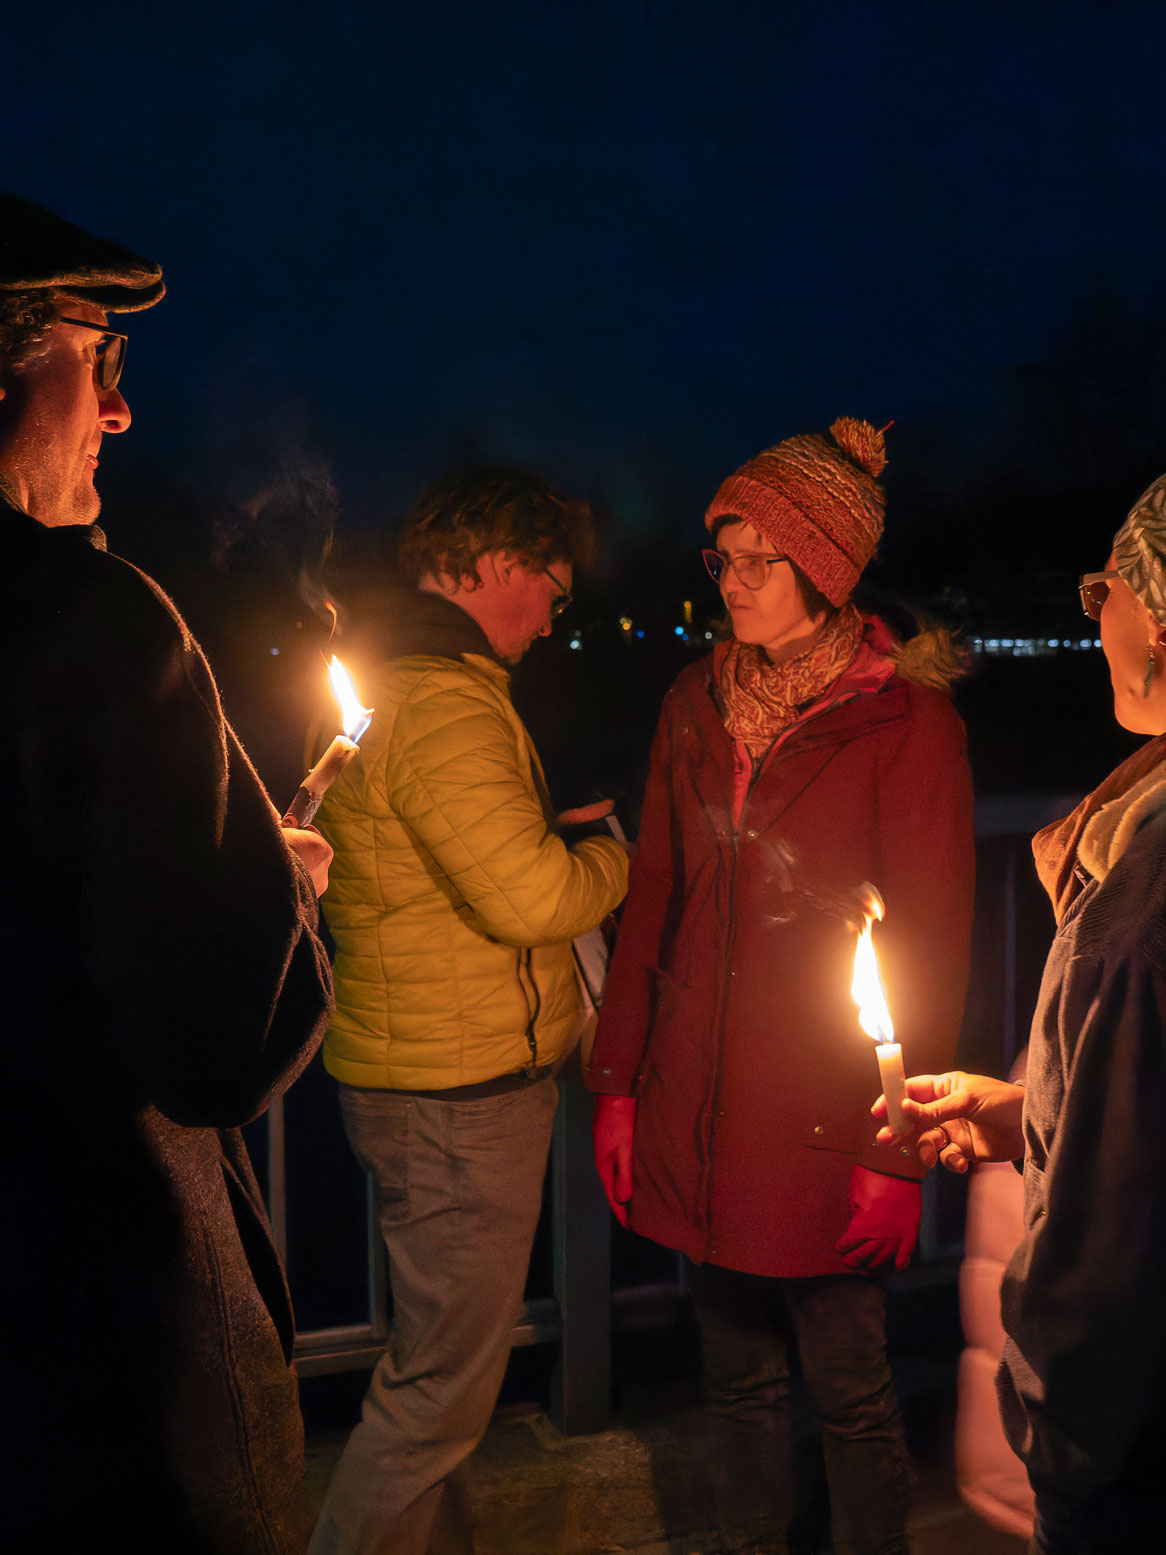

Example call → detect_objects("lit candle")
282 656 372 828
850 883 907 1132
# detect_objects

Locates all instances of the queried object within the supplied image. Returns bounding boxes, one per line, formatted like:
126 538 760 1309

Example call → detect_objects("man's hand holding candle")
280 823 334 898
265 796 334 897
871 1071 1026 1174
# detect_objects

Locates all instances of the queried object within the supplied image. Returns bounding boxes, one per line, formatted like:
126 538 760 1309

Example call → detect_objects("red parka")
586 633 974 1277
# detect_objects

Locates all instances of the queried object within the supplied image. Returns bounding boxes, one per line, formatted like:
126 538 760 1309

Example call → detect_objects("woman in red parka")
587 417 975 1555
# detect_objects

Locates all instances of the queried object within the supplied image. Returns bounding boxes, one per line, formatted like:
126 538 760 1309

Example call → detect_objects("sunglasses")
59 316 128 391
1078 570 1121 621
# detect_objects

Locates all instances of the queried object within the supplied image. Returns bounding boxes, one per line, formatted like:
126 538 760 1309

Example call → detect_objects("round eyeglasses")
59 316 128 392
1078 570 1121 621
702 547 788 591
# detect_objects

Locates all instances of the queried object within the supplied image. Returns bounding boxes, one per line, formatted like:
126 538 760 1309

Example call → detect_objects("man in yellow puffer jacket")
309 467 629 1555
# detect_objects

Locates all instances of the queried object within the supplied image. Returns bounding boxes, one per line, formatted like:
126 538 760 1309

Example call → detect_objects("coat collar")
3 489 107 559
346 582 504 669
1078 762 1166 884
685 649 909 756
677 653 913 830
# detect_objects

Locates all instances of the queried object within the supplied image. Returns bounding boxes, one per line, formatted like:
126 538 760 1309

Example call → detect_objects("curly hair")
0 288 62 371
397 465 595 585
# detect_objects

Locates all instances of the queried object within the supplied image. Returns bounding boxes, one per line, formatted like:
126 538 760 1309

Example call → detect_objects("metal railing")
270 1069 612 1433
270 794 1075 1435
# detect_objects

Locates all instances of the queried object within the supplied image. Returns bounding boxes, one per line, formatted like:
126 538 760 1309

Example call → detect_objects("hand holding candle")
851 883 907 1133
875 1071 1026 1170
283 656 373 828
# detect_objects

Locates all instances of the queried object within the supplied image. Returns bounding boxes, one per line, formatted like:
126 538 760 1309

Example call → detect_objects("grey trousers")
308 1076 558 1555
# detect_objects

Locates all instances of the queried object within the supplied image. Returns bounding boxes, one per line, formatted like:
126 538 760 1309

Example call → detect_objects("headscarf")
1113 473 1166 622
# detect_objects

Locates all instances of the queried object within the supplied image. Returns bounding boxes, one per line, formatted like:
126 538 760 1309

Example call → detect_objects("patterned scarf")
718 603 864 758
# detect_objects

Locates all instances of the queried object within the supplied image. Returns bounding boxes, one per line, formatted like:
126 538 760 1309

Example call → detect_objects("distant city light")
569 637 582 651
674 626 684 638
636 630 645 639
270 648 280 656
619 615 633 633
971 636 1102 658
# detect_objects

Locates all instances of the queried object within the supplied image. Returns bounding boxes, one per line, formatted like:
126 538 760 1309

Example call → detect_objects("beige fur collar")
1078 765 1166 883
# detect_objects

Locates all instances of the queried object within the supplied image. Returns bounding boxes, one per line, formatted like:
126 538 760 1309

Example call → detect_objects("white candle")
852 882 908 1131
282 735 359 827
876 1041 907 1133
282 656 372 828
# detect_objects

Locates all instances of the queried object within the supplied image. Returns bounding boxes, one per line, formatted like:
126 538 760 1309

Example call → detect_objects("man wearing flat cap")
0 194 334 1551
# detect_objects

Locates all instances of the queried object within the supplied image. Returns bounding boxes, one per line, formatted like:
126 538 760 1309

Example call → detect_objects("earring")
1144 643 1157 697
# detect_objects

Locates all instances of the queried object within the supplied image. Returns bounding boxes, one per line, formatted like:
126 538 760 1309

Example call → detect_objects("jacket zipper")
516 946 541 1077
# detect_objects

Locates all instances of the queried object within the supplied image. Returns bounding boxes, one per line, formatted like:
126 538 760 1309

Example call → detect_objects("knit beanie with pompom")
704 417 888 606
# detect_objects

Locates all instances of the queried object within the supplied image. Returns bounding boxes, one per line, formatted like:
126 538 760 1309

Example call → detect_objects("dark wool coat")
587 647 974 1277
1 500 333 1553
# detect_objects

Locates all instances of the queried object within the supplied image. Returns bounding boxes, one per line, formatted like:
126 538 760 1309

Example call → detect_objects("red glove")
592 1095 636 1227
837 1163 921 1272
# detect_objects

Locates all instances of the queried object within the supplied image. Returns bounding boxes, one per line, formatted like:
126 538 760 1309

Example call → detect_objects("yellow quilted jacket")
316 593 628 1090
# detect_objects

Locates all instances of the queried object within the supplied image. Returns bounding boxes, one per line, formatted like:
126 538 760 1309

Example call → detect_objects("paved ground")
304 1361 1029 1554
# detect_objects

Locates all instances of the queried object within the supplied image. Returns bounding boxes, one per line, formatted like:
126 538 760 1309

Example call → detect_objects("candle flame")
851 882 894 1045
328 656 373 743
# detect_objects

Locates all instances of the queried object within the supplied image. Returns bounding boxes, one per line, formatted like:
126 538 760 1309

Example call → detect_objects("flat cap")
0 192 164 312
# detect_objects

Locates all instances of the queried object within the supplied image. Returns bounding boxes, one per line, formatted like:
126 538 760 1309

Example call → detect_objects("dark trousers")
686 1262 910 1555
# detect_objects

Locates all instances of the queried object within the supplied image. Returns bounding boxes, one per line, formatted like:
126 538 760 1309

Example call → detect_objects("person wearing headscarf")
882 472 1166 1555
588 419 975 1554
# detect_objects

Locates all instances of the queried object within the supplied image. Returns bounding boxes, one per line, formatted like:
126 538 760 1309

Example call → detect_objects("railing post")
549 1073 612 1434
267 1092 287 1265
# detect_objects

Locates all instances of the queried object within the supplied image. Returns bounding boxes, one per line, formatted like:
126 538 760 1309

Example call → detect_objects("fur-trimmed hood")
863 613 969 695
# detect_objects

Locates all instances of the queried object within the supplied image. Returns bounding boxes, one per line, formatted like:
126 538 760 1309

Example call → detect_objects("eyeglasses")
1079 570 1121 621
544 564 572 618
702 547 788 591
59 316 128 391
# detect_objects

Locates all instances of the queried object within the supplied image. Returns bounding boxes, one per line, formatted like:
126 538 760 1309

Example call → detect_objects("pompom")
830 416 887 478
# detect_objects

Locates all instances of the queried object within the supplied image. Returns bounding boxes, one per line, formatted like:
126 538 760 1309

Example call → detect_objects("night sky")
12 0 1165 1329
8 1 1166 785
10 5 1166 529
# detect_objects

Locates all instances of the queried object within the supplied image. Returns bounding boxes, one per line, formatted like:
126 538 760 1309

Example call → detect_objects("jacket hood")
869 615 968 695
341 582 500 666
